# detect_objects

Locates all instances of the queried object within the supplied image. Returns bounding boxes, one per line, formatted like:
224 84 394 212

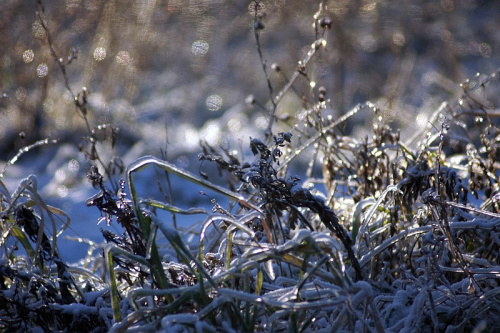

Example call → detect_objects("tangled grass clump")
5 68 500 332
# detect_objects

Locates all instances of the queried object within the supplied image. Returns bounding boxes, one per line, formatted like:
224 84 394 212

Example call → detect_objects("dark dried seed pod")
485 187 492 198
245 94 255 105
319 86 326 95
271 63 281 72
319 17 332 29
254 20 265 30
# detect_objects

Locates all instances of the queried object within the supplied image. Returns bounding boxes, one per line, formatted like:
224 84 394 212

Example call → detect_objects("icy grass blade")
358 186 401 237
225 230 233 271
199 212 257 261
280 230 346 284
0 138 58 178
141 198 209 215
11 225 37 262
127 156 264 219
139 214 170 291
217 287 346 309
359 226 431 267
151 214 218 289
126 156 275 242
0 213 16 253
354 185 402 259
296 255 329 293
105 245 122 323
255 268 263 296
0 178 11 202
48 205 71 238
352 197 375 252
7 175 69 267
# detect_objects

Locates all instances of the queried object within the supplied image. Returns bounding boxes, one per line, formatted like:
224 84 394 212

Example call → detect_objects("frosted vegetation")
1 1 500 332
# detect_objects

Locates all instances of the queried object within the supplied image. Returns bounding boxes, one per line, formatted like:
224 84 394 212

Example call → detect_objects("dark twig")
36 0 120 192
252 1 277 143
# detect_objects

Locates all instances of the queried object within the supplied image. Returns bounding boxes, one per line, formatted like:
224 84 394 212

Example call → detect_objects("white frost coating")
195 320 217 333
359 226 431 267
352 280 373 298
401 287 427 333
263 259 276 281
356 185 402 253
161 313 197 327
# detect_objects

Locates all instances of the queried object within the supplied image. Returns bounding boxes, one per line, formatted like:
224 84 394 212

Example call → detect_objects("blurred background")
1 0 499 261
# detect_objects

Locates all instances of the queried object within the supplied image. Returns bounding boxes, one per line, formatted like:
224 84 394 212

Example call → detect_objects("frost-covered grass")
2 1 500 332
3 68 500 331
